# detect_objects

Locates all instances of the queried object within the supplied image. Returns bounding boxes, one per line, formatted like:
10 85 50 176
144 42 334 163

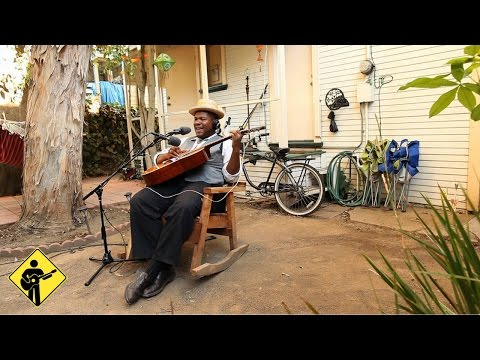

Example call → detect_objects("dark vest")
180 134 225 185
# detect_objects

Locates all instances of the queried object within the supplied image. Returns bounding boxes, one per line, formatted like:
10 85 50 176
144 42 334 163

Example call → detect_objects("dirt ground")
0 198 443 315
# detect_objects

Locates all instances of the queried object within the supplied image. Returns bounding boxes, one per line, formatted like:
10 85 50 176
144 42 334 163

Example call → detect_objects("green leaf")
399 77 458 90
447 56 473 65
464 63 480 76
463 83 480 95
458 86 476 111
464 45 480 56
451 63 465 82
434 74 451 79
472 104 480 121
429 87 458 117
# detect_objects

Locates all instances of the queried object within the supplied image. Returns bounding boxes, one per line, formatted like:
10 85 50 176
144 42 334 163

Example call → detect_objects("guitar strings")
145 143 248 203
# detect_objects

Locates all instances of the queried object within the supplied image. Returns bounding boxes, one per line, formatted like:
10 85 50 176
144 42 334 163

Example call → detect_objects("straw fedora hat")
188 98 224 119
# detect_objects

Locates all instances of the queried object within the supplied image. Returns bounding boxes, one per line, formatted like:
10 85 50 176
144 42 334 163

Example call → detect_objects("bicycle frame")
242 150 287 195
241 136 325 216
242 147 316 196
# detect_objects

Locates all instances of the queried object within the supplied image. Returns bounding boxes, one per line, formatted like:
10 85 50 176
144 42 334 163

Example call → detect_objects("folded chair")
121 182 248 278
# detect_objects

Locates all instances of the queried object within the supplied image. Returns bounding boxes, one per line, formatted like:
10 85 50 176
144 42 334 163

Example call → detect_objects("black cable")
0 242 143 278
102 210 131 274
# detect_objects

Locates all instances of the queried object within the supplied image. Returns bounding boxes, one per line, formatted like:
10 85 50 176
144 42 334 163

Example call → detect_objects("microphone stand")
83 134 168 286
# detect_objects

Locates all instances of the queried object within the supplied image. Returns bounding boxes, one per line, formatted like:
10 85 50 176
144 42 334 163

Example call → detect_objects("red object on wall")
0 128 24 168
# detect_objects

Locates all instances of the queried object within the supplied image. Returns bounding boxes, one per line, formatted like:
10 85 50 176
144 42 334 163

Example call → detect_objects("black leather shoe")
124 271 153 305
142 268 175 298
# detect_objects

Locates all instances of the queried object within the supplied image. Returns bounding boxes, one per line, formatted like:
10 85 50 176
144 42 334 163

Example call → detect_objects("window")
206 45 227 92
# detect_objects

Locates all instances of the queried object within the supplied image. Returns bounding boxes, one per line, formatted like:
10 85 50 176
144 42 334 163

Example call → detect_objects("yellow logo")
9 248 66 307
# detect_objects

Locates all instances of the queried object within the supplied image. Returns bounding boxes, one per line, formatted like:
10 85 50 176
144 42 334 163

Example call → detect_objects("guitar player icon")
20 260 55 306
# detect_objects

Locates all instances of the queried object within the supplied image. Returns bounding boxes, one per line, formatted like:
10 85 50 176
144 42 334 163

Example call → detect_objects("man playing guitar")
125 98 244 305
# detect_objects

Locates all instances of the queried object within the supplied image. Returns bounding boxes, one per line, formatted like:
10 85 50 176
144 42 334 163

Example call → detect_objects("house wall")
160 45 198 132
467 119 480 211
125 45 475 209
316 45 470 208
317 45 368 165
209 45 273 193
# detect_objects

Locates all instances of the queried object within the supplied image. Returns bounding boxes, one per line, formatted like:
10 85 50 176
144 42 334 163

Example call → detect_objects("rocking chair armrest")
203 181 246 194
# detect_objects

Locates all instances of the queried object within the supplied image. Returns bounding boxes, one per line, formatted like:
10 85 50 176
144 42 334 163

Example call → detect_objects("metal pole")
245 68 250 131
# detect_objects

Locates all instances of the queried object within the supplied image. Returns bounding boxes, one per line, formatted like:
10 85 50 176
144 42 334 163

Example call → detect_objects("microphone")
149 132 168 140
166 126 191 136
167 136 181 147
148 133 181 147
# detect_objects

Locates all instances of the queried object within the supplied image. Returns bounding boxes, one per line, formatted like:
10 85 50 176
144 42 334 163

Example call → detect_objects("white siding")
210 45 270 134
316 45 470 208
209 45 271 196
317 45 366 172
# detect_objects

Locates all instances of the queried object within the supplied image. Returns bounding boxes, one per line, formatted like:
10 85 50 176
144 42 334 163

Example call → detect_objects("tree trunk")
17 45 91 232
134 45 157 168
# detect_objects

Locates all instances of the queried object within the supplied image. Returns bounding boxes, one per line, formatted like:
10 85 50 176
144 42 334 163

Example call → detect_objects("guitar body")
20 269 56 291
142 148 211 187
21 276 38 291
141 126 265 187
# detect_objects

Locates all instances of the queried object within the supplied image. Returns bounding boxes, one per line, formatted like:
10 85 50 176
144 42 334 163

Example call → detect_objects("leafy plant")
93 45 137 77
399 45 480 121
82 104 129 177
365 188 480 314
0 45 31 103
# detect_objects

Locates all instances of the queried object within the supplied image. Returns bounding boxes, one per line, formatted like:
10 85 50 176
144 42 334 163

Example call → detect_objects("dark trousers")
130 178 211 265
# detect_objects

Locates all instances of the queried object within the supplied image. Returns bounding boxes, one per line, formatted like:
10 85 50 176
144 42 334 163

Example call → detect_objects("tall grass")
365 188 480 314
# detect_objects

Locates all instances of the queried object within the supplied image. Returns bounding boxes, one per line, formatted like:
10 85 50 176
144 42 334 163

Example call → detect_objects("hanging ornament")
256 45 264 61
153 53 176 82
256 45 264 72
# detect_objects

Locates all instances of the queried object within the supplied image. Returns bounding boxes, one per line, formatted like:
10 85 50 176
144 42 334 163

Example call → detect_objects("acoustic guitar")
20 269 57 291
142 126 265 187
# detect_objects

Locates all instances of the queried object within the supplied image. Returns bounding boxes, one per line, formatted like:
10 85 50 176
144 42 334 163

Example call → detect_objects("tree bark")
133 45 157 168
17 45 91 232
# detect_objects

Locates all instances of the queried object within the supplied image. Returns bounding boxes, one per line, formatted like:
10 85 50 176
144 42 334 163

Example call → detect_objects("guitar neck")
203 126 265 150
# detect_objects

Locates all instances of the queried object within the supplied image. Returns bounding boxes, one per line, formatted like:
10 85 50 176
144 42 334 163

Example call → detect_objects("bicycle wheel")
274 163 324 216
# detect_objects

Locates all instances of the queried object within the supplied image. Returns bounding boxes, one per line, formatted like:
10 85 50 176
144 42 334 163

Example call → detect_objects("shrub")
82 104 129 177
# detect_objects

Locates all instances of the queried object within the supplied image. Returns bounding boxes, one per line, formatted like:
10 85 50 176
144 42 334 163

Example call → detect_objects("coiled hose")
326 151 365 207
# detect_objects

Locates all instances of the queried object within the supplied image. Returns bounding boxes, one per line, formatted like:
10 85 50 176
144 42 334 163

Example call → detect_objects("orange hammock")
0 127 24 168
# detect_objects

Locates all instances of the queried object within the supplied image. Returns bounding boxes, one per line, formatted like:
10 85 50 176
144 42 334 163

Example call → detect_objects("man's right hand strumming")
168 146 186 158
156 146 187 165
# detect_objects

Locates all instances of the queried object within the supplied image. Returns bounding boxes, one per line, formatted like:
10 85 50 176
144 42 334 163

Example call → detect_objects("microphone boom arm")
83 135 165 201
82 132 175 286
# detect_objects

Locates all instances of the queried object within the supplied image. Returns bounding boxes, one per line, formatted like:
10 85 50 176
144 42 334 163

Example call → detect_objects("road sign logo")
9 248 66 307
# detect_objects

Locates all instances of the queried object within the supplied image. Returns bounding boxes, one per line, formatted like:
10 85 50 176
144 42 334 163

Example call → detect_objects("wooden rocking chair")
122 182 248 278
185 181 248 278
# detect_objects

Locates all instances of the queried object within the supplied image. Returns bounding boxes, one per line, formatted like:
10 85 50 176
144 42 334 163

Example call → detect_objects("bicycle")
241 132 325 216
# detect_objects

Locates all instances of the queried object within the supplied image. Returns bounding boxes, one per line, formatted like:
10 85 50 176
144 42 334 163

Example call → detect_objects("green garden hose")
326 151 365 207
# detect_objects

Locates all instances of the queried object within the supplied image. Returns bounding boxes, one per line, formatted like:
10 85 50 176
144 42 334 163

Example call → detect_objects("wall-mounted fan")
325 88 349 133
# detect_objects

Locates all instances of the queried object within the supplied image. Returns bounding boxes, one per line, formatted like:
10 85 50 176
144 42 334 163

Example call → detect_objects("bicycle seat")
271 147 290 160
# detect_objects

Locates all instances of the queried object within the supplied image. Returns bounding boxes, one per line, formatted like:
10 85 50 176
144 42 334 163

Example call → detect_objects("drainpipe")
365 45 372 145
